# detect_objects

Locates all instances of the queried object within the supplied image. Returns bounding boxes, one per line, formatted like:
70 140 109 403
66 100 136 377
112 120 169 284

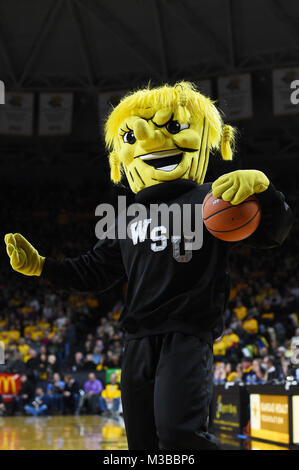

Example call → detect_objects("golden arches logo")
0 374 20 394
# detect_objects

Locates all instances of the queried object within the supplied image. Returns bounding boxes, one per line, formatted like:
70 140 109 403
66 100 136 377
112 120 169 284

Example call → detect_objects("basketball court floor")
0 416 275 450
0 415 128 450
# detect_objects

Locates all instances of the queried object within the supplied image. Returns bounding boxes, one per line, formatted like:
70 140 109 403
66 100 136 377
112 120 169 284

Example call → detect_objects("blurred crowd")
213 188 299 384
0 183 124 417
0 179 298 417
0 370 122 418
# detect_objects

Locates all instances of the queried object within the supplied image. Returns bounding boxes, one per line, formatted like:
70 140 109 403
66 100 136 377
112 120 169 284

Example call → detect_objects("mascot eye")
123 130 136 144
166 120 189 134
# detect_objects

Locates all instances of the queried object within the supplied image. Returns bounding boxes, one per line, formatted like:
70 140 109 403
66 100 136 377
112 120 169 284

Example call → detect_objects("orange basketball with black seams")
202 191 261 242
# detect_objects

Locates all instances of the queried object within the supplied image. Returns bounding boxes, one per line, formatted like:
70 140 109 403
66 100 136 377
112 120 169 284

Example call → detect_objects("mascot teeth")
139 149 182 161
157 164 178 172
140 150 183 171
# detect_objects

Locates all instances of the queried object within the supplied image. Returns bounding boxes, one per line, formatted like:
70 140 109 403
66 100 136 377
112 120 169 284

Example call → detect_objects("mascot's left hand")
212 170 269 205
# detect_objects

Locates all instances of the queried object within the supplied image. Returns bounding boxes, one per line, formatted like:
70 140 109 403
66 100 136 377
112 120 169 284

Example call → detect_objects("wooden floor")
0 415 128 450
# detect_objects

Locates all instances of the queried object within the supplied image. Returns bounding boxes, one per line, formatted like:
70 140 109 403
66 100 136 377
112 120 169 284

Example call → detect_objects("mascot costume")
5 82 293 450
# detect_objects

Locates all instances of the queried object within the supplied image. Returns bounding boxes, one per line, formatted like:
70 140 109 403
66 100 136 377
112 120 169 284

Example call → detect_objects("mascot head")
105 81 235 193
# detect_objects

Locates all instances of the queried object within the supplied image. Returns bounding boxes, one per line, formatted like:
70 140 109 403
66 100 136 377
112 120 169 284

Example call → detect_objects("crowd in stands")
0 183 124 417
213 182 299 384
0 178 298 417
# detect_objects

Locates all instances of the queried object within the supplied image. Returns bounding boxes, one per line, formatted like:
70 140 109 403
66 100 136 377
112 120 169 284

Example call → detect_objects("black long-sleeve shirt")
42 179 294 340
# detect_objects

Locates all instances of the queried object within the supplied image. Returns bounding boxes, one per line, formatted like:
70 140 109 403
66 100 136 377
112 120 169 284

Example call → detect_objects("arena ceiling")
0 0 299 90
0 0 299 176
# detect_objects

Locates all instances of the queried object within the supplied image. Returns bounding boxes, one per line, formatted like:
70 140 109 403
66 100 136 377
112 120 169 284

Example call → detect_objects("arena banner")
0 92 34 136
98 89 128 125
250 440 289 450
38 92 73 136
106 368 121 384
250 393 290 444
0 373 21 402
217 73 253 121
212 387 241 433
272 67 299 116
292 395 299 444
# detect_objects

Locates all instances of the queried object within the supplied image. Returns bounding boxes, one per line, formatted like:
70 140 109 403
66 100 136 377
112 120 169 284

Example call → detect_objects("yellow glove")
212 170 269 205
4 233 45 276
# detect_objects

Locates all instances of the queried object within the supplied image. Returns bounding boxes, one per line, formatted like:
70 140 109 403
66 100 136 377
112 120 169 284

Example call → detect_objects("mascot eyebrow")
151 112 176 128
119 124 133 136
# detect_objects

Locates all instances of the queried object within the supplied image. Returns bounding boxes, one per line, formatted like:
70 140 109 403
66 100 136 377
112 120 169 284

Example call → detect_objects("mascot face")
117 112 210 192
105 82 234 193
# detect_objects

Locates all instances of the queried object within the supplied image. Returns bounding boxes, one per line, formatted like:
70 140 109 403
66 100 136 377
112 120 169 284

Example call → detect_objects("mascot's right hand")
4 233 45 276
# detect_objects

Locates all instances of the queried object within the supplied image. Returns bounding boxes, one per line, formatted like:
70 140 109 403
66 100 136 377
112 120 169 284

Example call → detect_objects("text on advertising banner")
250 393 289 444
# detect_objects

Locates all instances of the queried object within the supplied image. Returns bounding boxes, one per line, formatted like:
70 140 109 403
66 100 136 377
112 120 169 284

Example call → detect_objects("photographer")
24 387 49 417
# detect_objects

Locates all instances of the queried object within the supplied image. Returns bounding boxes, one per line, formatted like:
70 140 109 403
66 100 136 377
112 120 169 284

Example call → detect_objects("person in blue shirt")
46 372 65 414
24 387 49 417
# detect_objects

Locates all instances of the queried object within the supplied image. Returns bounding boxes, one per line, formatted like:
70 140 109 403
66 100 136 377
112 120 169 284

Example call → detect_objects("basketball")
202 191 261 242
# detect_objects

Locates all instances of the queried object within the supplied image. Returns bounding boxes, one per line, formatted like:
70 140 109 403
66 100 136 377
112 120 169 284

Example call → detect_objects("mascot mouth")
139 149 183 172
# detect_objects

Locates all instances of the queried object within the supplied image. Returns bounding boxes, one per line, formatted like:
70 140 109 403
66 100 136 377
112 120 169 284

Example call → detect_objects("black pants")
81 393 100 414
121 332 218 450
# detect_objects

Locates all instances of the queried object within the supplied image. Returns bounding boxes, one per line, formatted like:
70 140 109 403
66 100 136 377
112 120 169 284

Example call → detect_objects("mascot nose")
134 119 166 149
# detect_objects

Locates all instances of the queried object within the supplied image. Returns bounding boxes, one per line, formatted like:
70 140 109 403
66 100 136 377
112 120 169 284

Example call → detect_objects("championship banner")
0 92 34 136
272 67 299 116
217 73 253 121
250 394 290 444
0 373 21 402
98 89 128 125
38 92 73 136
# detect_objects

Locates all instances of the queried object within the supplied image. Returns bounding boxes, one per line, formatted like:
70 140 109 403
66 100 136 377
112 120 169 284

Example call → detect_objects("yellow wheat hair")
105 81 236 168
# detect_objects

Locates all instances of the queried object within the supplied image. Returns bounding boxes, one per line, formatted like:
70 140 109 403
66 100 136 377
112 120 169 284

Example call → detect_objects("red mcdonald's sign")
0 374 21 402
